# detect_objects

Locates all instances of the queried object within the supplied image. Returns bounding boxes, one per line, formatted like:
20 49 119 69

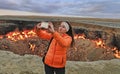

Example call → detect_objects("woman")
35 21 74 74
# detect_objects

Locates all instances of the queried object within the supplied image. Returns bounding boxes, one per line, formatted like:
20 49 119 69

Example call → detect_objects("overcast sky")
0 0 120 18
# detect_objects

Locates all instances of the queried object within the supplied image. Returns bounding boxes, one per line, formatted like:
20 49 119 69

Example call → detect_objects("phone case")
41 22 49 29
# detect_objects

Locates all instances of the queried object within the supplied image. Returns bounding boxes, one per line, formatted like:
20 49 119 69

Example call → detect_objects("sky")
0 0 120 18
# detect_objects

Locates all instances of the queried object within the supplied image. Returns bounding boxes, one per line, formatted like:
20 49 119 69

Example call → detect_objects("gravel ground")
0 50 120 74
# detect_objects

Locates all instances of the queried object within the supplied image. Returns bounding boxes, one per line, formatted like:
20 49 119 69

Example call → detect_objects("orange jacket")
35 27 72 68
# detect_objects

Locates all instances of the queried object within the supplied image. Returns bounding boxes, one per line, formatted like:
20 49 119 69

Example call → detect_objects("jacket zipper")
52 41 57 65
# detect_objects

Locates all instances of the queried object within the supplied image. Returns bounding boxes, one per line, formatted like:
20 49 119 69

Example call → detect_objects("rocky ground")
0 50 120 74
0 36 116 61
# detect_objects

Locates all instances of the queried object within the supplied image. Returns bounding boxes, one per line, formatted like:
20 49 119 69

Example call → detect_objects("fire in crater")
0 27 120 60
5 29 37 41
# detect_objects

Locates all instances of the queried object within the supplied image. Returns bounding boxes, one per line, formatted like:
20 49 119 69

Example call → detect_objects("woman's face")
58 22 67 34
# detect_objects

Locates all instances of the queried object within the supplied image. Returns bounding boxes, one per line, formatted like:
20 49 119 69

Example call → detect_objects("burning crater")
0 21 120 61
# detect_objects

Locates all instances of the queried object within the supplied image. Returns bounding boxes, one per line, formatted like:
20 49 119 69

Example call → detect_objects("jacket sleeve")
34 26 52 40
53 32 72 47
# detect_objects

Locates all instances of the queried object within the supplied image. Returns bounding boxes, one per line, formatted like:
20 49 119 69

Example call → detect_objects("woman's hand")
48 22 55 33
36 23 41 29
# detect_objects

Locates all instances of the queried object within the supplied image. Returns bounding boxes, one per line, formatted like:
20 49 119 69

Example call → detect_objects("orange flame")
112 47 120 58
74 34 105 47
74 34 120 58
29 43 36 52
93 38 105 47
74 34 85 39
0 29 120 58
6 30 37 41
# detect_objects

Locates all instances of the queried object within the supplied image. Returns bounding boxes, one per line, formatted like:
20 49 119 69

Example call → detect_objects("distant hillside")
0 9 56 16
0 9 120 22
0 9 120 29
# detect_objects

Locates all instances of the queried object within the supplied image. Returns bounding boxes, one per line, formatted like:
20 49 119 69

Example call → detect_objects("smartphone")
41 22 49 29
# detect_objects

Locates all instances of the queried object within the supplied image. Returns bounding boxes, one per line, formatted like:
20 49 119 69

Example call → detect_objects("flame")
5 30 37 41
0 29 120 58
93 38 105 47
74 34 120 58
29 43 36 52
112 47 120 58
74 34 85 39
74 34 105 47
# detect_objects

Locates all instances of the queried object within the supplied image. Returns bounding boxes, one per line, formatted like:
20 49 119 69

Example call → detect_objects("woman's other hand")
36 23 41 29
48 22 55 33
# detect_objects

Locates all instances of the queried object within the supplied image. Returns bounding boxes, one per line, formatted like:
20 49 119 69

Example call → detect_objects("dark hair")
65 21 74 47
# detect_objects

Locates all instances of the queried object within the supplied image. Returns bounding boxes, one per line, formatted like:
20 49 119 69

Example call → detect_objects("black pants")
44 64 65 74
